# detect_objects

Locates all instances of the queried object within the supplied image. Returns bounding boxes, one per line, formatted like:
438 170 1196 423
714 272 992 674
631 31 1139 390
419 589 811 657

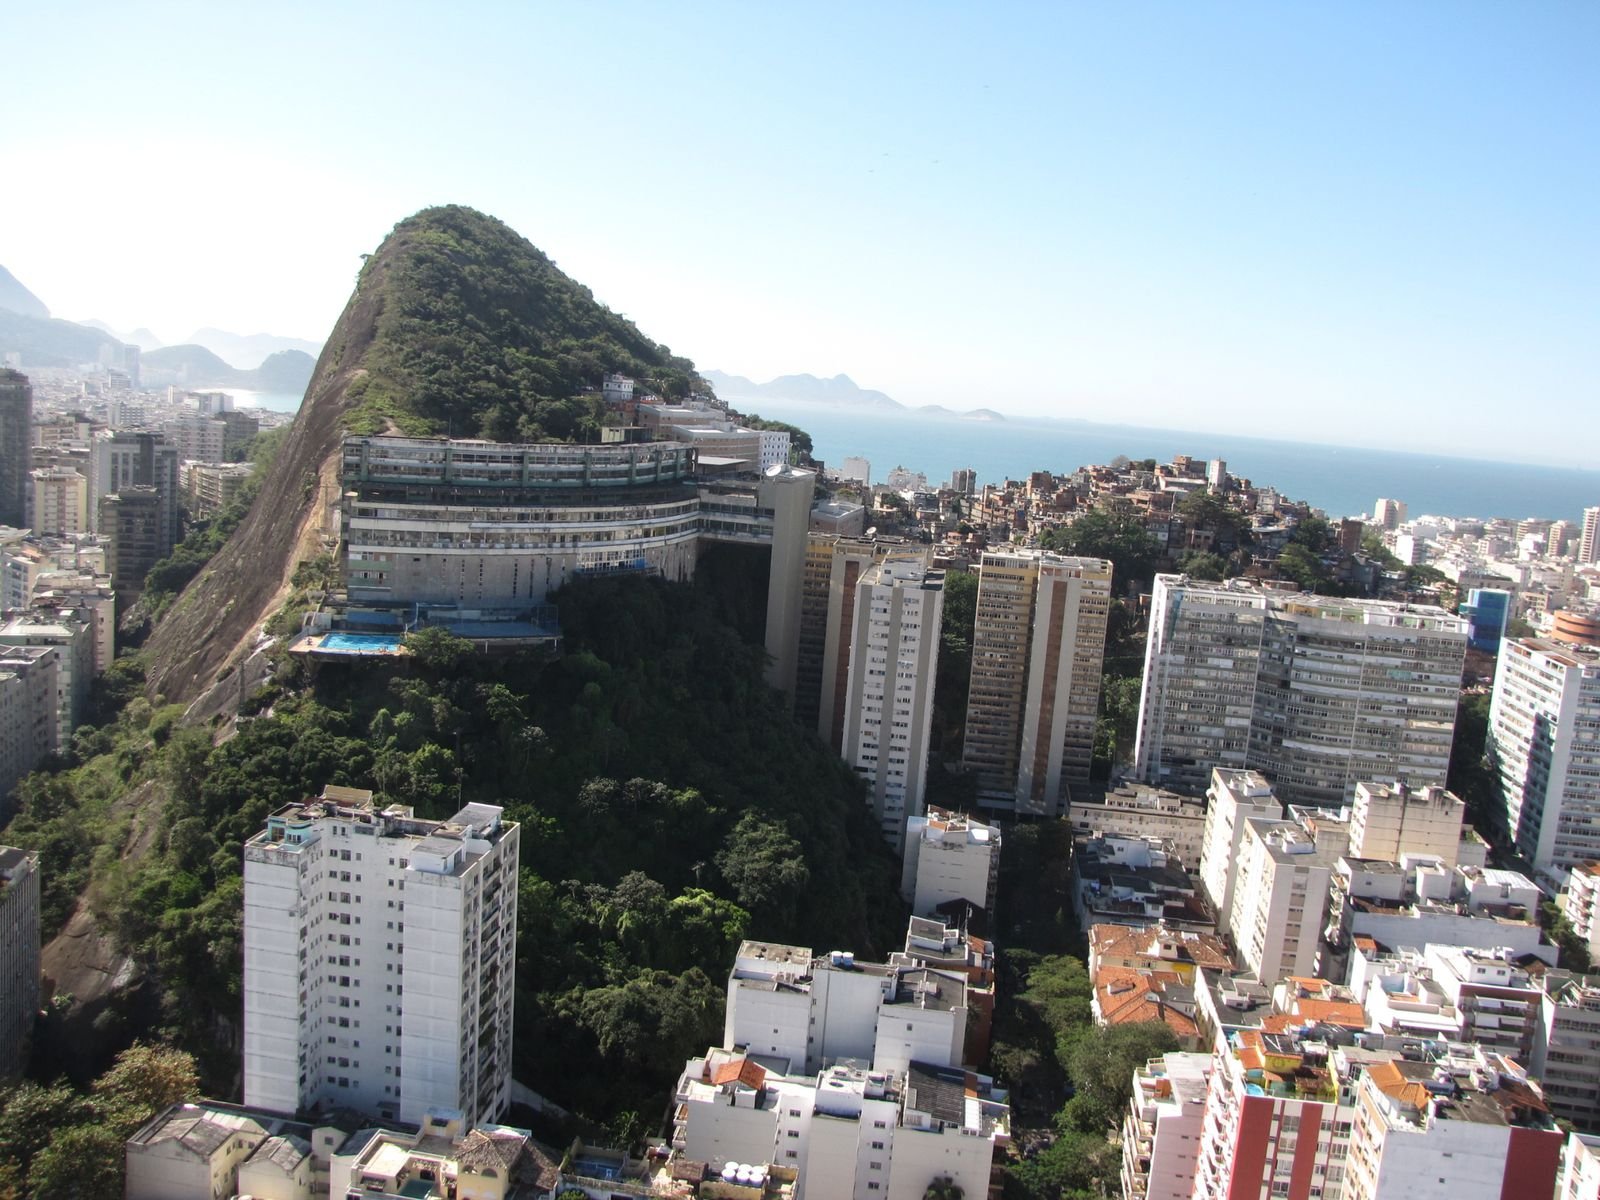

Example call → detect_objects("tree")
714 813 811 927
1059 1021 1180 1132
924 1177 965 1200
25 1124 124 1200
1040 509 1161 593
404 626 474 672
92 1042 200 1129
1174 550 1227 581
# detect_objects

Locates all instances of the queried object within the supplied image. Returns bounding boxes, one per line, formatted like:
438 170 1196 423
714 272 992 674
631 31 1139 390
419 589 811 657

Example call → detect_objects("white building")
1227 817 1337 984
840 557 945 853
0 611 96 749
723 940 968 1077
900 807 999 917
1561 1133 1600 1200
1068 783 1208 867
1580 506 1600 566
163 415 228 464
759 429 792 470
27 467 87 536
242 788 519 1128
1562 862 1600 962
0 646 58 801
674 1048 1008 1200
1532 972 1600 1130
839 457 872 487
1488 637 1600 881
1197 769 1281 939
1136 576 1467 806
1120 1052 1213 1200
1348 781 1466 866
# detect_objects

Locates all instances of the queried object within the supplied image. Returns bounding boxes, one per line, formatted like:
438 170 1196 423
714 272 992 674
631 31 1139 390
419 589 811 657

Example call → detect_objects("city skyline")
4 2 1597 464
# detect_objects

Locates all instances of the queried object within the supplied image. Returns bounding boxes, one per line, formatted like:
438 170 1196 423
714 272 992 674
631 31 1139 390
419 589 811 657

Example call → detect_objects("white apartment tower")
962 551 1112 815
1488 638 1600 880
28 468 88 537
1227 816 1337 983
840 557 945 852
900 806 1000 916
1198 769 1282 936
1135 576 1467 806
242 788 519 1128
1580 506 1600 565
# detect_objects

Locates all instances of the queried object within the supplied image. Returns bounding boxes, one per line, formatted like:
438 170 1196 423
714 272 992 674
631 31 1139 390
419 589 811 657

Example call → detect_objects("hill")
143 204 706 704
0 264 50 318
139 343 316 393
184 327 323 369
705 369 903 409
0 307 127 367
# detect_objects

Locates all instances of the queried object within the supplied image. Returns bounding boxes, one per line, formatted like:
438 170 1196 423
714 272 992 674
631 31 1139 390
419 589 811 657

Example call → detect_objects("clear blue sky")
3 1 1596 464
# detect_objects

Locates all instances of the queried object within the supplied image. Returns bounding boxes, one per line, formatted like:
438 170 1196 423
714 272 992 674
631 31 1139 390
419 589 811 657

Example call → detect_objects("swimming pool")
319 633 404 654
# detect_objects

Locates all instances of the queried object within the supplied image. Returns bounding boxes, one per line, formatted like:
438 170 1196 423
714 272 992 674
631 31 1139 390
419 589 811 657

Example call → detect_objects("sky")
3 1 1596 464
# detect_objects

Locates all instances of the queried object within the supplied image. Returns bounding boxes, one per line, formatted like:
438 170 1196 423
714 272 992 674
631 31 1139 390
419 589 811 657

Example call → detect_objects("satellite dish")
867 527 878 537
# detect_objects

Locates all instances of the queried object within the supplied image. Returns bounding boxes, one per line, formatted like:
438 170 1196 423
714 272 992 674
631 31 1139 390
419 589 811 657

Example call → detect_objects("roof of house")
1094 966 1200 1039
711 1056 769 1091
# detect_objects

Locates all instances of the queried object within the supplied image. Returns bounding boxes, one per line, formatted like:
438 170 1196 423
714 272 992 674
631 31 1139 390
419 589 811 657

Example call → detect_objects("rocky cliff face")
142 204 701 704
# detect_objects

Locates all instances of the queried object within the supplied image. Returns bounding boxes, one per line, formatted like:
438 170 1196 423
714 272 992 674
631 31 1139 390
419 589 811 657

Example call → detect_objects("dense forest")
3 553 907 1141
340 205 705 441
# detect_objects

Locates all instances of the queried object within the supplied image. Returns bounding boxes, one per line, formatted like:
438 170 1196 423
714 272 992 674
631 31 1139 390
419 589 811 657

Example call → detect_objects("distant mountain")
964 408 1005 421
184 327 323 370
0 308 126 367
126 327 165 351
704 369 903 410
0 265 50 319
139 343 316 394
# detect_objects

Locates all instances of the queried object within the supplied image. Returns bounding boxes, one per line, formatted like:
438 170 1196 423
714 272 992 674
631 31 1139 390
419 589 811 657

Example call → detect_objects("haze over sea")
237 388 1596 524
733 398 1598 524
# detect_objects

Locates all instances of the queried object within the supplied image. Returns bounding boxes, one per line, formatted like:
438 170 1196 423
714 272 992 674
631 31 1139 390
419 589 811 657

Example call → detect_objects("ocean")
730 399 1599 524
232 387 1598 523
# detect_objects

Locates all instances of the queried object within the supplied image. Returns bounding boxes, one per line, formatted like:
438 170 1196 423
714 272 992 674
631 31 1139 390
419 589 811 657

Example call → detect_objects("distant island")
705 368 1005 421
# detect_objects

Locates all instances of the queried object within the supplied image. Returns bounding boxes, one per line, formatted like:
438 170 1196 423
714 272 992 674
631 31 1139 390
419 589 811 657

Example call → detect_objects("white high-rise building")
962 551 1112 815
242 788 519 1128
28 468 88 536
840 557 945 852
1580 506 1600 565
1135 576 1467 806
1489 637 1600 881
839 456 872 487
1197 769 1281 936
1226 816 1338 984
1373 498 1408 531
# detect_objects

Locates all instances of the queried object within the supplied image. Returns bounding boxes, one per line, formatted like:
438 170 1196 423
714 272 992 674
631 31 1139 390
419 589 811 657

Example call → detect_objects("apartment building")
0 646 58 800
90 429 179 553
1120 1052 1213 1200
1342 1054 1562 1200
900 807 999 917
840 557 945 852
1069 783 1208 868
962 550 1112 814
797 534 930 747
1135 577 1467 806
1581 507 1600 566
673 1048 1008 1200
99 485 164 598
1562 862 1600 962
723 940 968 1077
242 787 519 1128
0 371 29 529
0 610 96 749
0 847 40 1078
1349 944 1544 1063
1561 1133 1600 1200
1487 637 1600 881
1227 817 1339 984
181 460 254 516
1532 972 1600 1130
1347 781 1466 866
163 414 227 464
1331 858 1552 963
1198 769 1283 932
27 467 87 536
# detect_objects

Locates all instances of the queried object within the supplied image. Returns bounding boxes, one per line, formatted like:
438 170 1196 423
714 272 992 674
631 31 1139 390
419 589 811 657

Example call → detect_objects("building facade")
840 557 945 852
1136 576 1466 806
242 788 519 1127
900 807 1000 917
1488 637 1600 880
0 847 40 1078
90 430 180 554
27 467 87 537
0 371 29 530
963 550 1111 814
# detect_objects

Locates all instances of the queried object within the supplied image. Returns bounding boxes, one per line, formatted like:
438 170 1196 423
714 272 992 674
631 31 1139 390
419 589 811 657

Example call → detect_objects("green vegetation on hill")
342 206 703 440
4 568 904 1127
